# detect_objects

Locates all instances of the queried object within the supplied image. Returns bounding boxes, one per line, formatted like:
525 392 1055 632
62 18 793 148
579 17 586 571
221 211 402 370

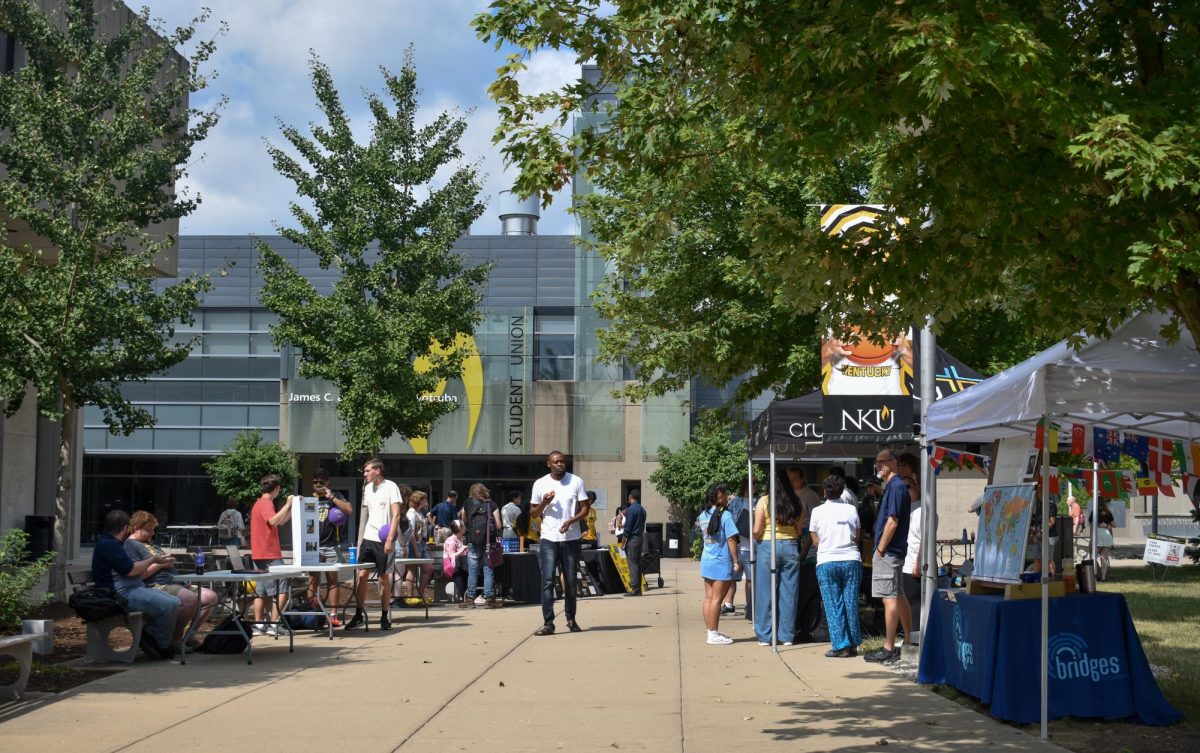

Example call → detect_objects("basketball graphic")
846 339 895 365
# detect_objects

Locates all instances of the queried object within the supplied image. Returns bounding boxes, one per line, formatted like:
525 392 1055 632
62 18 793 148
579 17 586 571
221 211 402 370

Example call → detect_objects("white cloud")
140 0 573 237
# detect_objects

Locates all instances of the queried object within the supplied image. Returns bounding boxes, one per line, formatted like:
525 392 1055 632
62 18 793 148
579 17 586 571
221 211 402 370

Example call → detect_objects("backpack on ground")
284 604 328 631
200 615 250 654
69 586 129 622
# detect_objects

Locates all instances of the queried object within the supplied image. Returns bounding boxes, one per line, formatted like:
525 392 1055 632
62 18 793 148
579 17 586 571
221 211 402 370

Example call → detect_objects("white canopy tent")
925 310 1200 738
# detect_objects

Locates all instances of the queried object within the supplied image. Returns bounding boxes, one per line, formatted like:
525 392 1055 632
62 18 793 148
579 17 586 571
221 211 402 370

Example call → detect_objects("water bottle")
195 546 206 575
961 528 968 543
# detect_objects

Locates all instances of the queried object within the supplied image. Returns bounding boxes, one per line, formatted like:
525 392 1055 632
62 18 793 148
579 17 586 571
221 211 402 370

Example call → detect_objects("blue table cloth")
918 590 1181 726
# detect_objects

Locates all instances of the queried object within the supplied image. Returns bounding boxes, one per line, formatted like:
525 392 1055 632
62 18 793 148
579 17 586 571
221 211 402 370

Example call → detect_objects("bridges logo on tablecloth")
1048 633 1123 682
953 605 975 671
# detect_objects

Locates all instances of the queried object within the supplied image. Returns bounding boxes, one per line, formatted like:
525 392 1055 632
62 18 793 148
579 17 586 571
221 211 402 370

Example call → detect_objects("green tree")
0 0 221 594
475 2 1200 346
258 51 490 458
0 529 55 629
204 430 299 504
649 418 758 523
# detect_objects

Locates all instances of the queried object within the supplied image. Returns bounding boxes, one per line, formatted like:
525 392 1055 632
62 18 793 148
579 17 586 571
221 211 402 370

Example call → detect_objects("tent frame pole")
748 456 755 620
1091 460 1099 563
770 450 778 653
1040 414 1052 741
919 320 938 645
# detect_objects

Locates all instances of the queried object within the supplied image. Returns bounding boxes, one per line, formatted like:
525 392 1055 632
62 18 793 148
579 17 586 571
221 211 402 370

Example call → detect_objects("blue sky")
138 1 577 236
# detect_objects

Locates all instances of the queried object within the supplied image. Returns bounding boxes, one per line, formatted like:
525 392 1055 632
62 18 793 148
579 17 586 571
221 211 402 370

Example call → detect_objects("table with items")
172 570 291 665
918 589 1181 725
497 551 542 604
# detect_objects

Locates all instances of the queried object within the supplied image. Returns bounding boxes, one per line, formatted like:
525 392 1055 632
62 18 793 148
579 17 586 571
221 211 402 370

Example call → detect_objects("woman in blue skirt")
697 483 740 645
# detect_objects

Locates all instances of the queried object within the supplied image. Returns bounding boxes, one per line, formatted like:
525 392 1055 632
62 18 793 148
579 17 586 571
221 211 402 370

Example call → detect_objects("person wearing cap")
864 449 914 663
306 468 353 627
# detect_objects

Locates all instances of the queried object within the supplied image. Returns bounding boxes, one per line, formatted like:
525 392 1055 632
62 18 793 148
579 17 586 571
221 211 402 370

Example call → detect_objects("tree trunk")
50 398 79 601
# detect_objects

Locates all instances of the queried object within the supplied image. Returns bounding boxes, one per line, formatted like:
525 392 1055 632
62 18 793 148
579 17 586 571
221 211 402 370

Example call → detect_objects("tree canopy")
0 0 221 593
204 430 299 504
476 2 1200 352
258 51 490 458
649 417 759 523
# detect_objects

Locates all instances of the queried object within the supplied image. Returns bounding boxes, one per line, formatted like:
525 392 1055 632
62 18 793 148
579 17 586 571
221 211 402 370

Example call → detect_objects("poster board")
973 484 1036 584
607 544 646 593
1143 534 1187 566
290 495 321 566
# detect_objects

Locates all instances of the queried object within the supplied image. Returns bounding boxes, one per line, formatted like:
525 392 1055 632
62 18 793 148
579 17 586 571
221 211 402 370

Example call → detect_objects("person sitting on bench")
126 511 217 648
93 509 179 659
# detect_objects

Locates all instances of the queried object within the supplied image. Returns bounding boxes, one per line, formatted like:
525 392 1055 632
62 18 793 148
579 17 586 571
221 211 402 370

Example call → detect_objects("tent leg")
770 450 777 653
1040 417 1051 741
1091 461 1098 564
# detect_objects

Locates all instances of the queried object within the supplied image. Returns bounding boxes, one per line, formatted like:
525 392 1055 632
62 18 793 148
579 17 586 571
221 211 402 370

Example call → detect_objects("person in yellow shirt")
581 491 599 548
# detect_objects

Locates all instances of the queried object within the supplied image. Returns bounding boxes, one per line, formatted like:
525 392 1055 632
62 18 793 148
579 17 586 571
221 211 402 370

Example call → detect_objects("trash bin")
24 515 54 561
664 521 684 558
644 522 663 555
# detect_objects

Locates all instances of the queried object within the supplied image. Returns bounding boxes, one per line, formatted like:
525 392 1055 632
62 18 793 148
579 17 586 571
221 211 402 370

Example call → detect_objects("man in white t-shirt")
529 450 591 636
347 457 403 631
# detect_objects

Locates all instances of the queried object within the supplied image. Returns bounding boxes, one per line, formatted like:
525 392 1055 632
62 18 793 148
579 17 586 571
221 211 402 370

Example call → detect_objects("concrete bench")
68 569 146 664
0 634 40 700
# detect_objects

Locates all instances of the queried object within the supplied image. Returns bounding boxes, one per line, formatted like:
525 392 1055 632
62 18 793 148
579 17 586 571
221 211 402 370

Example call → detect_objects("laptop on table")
224 544 266 574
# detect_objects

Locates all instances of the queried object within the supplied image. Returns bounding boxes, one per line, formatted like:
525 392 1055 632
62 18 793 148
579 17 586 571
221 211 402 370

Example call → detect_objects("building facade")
78 209 691 543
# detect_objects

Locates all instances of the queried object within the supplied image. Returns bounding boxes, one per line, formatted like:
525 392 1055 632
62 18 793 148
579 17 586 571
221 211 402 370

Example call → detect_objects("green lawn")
1103 563 1200 722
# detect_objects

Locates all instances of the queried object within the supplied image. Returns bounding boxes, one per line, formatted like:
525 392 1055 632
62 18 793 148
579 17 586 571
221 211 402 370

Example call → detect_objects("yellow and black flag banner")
818 204 906 238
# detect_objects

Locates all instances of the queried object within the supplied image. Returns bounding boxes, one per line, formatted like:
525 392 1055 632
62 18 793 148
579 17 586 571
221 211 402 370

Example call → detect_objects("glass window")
202 358 249 379
248 358 280 379
203 333 249 355
157 381 205 402
250 333 277 355
203 309 250 331
155 405 201 426
154 429 200 451
534 313 575 381
248 405 280 427
108 431 154 451
202 405 248 426
251 310 278 331
201 429 243 451
162 358 203 378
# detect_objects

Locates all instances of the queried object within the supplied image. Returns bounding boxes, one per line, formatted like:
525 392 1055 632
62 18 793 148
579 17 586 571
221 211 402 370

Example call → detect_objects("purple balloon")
327 507 347 526
377 523 390 542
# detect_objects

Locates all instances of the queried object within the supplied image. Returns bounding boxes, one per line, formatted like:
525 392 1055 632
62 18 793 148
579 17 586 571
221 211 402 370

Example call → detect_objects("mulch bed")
0 602 123 694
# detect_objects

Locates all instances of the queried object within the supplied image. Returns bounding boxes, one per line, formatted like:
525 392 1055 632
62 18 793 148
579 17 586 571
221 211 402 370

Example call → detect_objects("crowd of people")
693 452 924 662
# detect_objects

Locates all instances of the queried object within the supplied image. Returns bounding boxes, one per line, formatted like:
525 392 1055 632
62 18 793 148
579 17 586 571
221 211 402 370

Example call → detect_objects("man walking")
622 489 646 596
530 450 591 635
347 458 403 631
430 490 459 543
864 449 914 663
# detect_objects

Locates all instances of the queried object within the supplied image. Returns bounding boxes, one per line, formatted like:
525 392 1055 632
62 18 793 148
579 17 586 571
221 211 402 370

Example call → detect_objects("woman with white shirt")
809 474 862 658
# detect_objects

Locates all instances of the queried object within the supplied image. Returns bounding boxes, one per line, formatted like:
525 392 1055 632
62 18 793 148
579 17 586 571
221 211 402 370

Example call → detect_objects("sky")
137 0 578 237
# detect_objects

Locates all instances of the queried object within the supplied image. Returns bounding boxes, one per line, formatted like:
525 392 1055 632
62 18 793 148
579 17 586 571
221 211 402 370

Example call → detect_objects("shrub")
0 529 55 629
204 429 299 503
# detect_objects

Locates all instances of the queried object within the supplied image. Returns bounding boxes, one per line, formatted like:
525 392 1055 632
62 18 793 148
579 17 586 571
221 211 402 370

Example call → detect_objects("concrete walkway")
0 560 1065 753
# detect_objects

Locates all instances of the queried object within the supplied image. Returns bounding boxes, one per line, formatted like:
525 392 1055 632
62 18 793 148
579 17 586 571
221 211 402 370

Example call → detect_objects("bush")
0 529 55 630
204 429 299 503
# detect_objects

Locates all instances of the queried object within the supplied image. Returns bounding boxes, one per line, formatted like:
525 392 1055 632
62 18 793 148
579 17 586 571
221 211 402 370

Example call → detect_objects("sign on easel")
1143 534 1187 566
607 544 647 593
290 496 321 566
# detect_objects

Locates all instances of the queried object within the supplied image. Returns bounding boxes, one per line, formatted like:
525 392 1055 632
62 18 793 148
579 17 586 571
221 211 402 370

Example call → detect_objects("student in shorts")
347 458 403 631
125 511 218 648
305 468 353 627
251 473 294 636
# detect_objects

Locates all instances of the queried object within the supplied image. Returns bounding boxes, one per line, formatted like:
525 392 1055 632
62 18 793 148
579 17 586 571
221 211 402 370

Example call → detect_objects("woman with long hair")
462 482 504 608
697 483 739 645
753 469 803 646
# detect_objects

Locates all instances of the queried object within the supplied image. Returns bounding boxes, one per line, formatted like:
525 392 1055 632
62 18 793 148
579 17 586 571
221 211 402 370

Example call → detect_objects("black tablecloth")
497 552 541 604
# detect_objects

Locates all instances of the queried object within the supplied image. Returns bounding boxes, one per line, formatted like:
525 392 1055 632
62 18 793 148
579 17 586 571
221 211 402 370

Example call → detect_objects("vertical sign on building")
508 307 529 450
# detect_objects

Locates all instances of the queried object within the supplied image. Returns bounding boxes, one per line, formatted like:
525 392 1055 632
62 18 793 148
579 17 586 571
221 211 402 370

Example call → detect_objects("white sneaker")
269 624 285 637
707 633 734 645
474 595 486 606
758 641 770 646
251 624 269 637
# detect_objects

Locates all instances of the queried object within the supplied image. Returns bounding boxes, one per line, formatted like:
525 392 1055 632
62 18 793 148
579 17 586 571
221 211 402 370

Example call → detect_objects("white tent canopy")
922 309 1200 740
926 311 1200 444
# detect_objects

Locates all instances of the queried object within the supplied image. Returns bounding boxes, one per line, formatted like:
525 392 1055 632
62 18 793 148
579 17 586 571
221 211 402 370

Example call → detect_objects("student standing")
347 458 403 631
250 473 294 636
810 475 862 657
698 483 739 645
530 450 591 636
622 489 647 596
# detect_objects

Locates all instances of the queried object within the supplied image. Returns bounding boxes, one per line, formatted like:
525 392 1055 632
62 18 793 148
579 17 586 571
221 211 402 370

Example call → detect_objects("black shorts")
358 539 393 575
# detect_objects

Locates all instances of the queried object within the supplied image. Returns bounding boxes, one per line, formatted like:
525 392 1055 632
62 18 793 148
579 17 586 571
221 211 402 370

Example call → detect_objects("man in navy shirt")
865 449 913 664
91 509 180 658
429 491 460 543
622 489 647 596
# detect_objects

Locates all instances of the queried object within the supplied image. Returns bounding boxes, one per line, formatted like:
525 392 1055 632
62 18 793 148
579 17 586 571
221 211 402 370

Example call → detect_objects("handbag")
486 503 504 568
442 548 457 578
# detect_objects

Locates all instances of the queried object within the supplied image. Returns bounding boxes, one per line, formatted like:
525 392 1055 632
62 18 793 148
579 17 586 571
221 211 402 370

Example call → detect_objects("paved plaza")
0 560 1065 753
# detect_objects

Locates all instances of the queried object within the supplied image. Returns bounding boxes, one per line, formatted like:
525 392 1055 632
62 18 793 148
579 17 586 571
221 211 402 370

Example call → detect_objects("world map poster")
973 484 1036 583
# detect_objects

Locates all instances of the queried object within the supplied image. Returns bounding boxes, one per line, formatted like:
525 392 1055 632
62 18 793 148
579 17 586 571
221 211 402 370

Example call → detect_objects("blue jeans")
467 542 495 599
537 539 580 626
816 559 863 650
124 585 181 648
753 539 799 643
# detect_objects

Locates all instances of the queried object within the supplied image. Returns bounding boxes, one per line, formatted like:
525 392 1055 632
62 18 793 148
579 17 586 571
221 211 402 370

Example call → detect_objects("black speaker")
24 515 54 561
644 522 663 555
664 521 684 557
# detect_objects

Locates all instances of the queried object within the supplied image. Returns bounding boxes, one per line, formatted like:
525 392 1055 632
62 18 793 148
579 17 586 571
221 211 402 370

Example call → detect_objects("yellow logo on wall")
409 334 483 454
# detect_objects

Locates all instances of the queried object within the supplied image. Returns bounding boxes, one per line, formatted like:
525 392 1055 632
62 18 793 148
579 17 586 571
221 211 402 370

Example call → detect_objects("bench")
67 570 146 664
0 634 40 700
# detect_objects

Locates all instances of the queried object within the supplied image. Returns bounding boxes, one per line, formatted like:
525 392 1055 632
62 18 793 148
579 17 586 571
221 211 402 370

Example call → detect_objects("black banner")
821 395 914 443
